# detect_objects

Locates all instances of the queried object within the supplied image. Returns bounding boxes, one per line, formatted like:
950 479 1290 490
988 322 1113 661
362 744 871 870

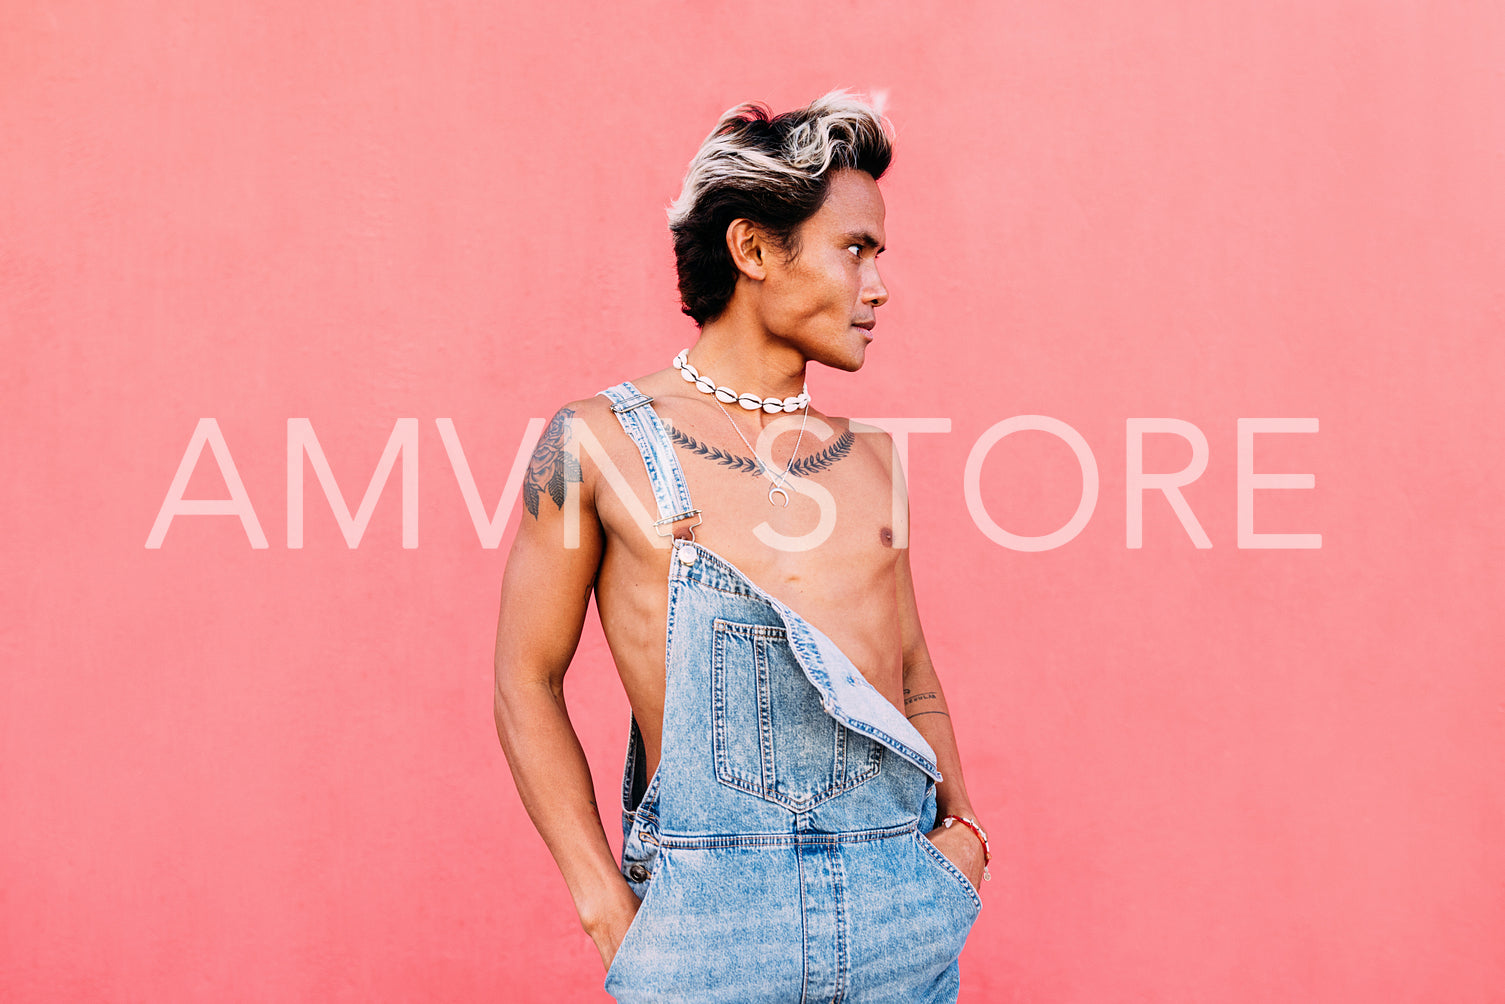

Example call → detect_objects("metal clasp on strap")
653 508 702 540
609 393 654 414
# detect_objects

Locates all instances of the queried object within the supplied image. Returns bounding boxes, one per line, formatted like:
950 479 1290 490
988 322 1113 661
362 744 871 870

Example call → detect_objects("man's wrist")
577 877 638 936
939 813 992 882
936 800 978 827
569 858 639 931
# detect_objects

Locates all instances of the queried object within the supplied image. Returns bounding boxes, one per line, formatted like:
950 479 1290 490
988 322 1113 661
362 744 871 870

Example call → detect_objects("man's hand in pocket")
925 822 986 891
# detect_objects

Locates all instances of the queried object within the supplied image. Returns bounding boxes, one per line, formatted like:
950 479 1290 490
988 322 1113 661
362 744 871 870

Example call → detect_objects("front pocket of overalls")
711 617 883 810
914 830 984 917
603 847 666 990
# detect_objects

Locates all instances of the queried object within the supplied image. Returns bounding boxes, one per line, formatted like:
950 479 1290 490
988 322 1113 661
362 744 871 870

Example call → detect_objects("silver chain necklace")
712 396 810 507
673 349 812 506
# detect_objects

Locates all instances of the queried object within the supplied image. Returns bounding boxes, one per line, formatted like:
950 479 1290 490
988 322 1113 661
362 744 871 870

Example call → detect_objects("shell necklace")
673 349 810 507
673 349 810 413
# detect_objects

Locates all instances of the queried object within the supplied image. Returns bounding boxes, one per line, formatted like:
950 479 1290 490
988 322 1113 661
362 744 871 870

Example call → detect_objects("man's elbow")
492 652 524 743
491 656 560 743
902 652 937 682
492 673 512 742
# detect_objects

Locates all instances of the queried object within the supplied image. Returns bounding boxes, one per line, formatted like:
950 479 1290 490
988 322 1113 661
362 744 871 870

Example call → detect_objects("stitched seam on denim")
916 830 984 912
621 769 663 880
670 574 757 600
660 582 682 749
672 539 951 784
797 845 810 1004
598 385 666 517
711 618 887 811
828 714 939 780
709 751 885 811
622 826 660 877
832 843 849 1000
788 617 939 782
701 580 758 599
619 716 639 816
711 624 731 786
656 822 917 849
599 381 696 524
709 746 885 812
711 617 788 639
756 635 776 790
832 713 847 781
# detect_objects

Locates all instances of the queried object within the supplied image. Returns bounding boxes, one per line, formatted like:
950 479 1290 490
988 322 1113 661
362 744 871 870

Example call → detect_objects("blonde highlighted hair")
667 90 894 325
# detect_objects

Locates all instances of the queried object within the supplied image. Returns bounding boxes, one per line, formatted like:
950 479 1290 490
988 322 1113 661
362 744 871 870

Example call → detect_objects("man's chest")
599 424 897 561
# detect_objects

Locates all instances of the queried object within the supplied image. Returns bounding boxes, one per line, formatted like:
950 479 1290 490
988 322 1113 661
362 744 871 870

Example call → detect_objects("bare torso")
581 367 906 781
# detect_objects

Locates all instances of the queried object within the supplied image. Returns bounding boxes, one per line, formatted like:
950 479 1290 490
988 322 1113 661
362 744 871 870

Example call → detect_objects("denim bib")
599 381 978 1003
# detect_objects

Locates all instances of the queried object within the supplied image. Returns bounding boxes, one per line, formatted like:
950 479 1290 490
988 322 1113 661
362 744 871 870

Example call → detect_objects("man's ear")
725 219 770 281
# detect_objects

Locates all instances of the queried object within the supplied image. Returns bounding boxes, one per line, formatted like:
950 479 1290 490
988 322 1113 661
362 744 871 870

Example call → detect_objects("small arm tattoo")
904 688 947 720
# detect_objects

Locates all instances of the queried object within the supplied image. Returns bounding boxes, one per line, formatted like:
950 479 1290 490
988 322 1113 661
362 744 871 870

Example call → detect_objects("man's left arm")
896 548 990 891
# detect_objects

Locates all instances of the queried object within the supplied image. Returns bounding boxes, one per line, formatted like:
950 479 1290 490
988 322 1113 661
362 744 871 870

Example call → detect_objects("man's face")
758 169 889 371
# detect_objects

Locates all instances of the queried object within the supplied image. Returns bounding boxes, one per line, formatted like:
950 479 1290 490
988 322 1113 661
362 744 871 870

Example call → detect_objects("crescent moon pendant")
768 485 791 507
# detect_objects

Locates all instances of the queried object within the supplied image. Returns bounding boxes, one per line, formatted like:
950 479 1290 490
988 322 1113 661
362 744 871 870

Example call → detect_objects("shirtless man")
494 92 988 1002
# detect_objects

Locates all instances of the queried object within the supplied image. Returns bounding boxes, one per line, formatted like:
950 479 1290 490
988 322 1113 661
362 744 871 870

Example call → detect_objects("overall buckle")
653 508 702 541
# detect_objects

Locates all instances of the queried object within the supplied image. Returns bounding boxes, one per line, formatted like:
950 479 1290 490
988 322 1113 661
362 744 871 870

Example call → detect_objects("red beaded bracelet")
940 814 992 882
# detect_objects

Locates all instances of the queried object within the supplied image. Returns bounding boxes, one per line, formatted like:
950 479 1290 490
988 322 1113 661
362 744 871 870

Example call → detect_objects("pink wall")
4 2 1502 1001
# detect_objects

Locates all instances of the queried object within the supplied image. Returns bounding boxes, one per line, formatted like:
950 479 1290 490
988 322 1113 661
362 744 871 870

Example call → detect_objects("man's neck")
687 310 809 403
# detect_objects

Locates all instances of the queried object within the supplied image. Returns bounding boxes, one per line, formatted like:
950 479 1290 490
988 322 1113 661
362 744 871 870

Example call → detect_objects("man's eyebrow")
840 231 886 252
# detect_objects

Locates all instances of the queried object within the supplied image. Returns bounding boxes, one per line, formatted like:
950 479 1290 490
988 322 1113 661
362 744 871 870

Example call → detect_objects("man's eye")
848 244 862 257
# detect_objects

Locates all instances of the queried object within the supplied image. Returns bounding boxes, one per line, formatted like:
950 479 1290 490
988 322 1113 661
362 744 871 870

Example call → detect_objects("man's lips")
853 320 875 331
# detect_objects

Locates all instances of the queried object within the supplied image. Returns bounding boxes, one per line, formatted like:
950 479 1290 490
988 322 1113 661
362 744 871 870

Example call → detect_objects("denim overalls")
599 382 980 1003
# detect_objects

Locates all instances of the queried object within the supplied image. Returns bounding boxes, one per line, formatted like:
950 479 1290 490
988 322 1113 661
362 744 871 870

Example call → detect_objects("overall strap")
597 381 702 539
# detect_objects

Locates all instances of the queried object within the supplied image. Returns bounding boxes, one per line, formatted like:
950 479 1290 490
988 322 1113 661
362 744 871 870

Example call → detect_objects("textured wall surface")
3 1 1502 1001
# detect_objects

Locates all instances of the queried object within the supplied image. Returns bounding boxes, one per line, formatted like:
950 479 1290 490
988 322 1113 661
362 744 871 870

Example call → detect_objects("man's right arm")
492 402 641 969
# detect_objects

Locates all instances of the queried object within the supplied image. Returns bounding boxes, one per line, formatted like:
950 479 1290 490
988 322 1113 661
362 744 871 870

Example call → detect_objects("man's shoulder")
546 372 674 434
838 417 897 475
558 370 680 421
846 417 891 440
537 385 664 482
545 393 616 427
532 396 611 461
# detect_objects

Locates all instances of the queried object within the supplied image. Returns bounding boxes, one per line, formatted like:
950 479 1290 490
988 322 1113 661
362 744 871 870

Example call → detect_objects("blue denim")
599 382 980 1002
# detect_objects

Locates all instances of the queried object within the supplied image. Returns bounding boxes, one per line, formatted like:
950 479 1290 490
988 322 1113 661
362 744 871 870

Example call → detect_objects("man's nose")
864 261 889 308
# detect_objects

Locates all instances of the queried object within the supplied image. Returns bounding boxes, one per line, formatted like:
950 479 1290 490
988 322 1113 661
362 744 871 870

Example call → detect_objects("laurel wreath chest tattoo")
665 424 855 478
524 408 582 519
521 408 857 522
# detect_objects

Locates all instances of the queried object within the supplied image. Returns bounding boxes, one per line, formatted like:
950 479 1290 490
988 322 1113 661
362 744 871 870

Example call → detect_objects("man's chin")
809 344 867 373
781 332 867 373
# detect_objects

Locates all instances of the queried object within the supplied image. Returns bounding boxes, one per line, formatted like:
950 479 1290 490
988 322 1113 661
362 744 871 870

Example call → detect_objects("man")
494 91 989 1002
